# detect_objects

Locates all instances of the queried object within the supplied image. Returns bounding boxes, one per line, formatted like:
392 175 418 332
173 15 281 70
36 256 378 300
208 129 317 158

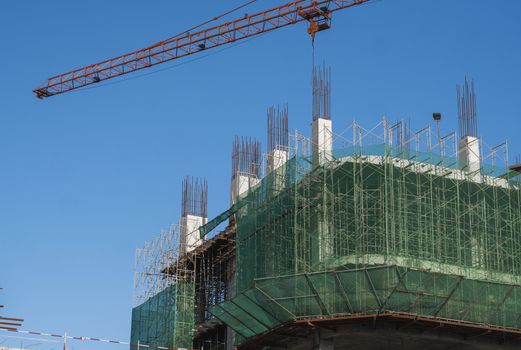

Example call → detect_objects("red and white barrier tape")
0 328 189 350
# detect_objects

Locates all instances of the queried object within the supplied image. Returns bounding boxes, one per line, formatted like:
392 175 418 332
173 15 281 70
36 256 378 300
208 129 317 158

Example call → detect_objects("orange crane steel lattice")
33 0 371 99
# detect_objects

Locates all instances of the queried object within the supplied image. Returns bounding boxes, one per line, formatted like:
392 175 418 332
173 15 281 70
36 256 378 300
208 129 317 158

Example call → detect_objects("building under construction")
130 70 521 350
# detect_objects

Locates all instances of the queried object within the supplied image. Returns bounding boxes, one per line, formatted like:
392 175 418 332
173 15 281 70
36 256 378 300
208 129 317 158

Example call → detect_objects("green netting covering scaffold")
211 144 521 343
131 282 195 350
130 225 196 350
211 265 521 339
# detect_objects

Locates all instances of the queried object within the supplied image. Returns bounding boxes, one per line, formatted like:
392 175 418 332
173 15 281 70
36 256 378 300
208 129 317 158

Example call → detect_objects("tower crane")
33 0 371 99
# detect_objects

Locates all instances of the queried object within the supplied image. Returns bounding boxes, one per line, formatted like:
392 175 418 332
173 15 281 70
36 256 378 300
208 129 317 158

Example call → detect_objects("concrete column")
180 214 207 253
230 173 259 206
228 173 258 350
311 118 333 265
312 118 333 167
459 136 481 181
459 136 484 268
267 148 289 174
266 148 289 194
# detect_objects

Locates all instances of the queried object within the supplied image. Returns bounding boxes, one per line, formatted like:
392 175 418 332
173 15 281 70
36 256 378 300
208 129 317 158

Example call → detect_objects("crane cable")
63 0 261 95
36 0 258 89
157 0 258 44
67 34 264 94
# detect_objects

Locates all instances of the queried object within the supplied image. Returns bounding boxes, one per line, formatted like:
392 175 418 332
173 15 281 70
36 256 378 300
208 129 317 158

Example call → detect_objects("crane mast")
33 0 370 99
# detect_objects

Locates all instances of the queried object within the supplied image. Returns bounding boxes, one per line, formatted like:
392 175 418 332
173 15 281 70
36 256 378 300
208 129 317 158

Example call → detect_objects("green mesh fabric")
236 149 521 292
130 285 176 349
131 282 195 349
199 199 248 238
214 146 521 343
173 282 195 347
210 266 521 341
134 145 521 347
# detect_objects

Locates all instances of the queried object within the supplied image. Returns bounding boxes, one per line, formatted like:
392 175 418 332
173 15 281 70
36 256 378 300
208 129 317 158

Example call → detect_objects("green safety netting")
210 266 521 341
199 199 248 238
131 282 195 349
133 144 521 348
131 285 176 349
236 147 521 293
223 145 521 343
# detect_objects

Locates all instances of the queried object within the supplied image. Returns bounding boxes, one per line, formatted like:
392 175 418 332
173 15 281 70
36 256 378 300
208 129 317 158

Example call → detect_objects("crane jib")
33 0 371 99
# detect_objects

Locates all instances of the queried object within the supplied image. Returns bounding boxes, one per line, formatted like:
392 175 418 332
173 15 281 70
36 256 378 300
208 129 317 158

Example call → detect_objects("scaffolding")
131 225 233 350
131 225 195 349
130 117 521 348
210 118 521 343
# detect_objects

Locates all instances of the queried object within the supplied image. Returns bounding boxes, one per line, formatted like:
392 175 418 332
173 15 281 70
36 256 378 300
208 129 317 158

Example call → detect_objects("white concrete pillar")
180 214 207 253
312 118 333 167
311 118 334 265
459 136 481 180
230 173 259 206
267 148 289 174
459 136 484 268
266 148 289 194
471 236 484 268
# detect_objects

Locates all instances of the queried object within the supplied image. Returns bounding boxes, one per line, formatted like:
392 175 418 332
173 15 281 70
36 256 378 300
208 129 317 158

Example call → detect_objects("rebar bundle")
267 104 289 152
181 177 208 218
457 77 478 138
312 63 332 121
231 136 261 178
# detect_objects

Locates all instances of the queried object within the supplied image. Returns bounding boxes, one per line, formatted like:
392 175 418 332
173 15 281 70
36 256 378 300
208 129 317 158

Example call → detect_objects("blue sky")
1 0 520 350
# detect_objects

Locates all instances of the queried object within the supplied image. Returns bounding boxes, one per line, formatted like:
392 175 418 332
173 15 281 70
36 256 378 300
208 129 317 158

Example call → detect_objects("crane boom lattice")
33 0 370 99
